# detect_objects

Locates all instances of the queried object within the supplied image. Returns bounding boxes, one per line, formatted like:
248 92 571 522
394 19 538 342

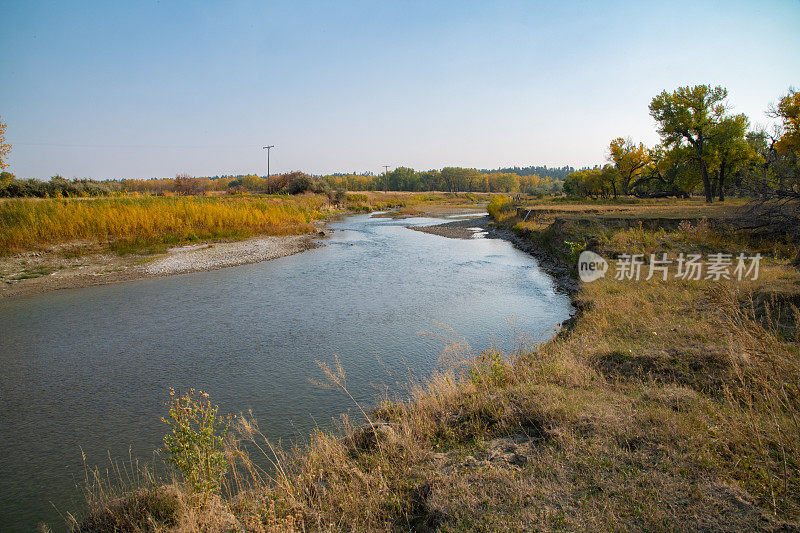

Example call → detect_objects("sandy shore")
0 232 326 299
409 215 491 239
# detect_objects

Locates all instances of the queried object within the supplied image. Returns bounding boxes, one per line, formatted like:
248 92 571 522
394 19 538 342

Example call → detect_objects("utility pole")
382 165 390 192
263 145 274 192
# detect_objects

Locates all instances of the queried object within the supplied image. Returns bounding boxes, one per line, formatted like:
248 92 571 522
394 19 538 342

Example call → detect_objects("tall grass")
0 195 328 254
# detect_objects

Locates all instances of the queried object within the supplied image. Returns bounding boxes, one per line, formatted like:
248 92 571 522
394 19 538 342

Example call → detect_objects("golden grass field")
0 195 331 255
0 191 490 256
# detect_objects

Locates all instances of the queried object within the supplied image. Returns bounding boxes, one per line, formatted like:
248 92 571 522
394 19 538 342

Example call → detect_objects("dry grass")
0 192 487 256
0 195 329 255
73 199 800 531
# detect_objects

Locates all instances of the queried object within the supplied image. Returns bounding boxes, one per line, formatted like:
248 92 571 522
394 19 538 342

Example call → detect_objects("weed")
162 389 231 497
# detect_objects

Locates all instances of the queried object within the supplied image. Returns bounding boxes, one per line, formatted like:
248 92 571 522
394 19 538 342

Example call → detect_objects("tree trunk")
718 164 726 202
700 160 713 203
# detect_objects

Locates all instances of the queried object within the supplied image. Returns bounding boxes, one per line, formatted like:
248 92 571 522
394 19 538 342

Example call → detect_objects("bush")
327 188 346 205
487 194 516 222
286 174 333 195
287 174 314 194
161 389 230 495
0 175 116 198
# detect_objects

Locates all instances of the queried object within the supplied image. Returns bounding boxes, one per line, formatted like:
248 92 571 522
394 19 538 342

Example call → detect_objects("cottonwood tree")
174 173 200 195
0 171 12 193
608 137 649 197
770 87 800 161
739 89 800 200
564 166 616 198
649 85 730 203
634 144 692 198
440 167 482 193
386 167 418 191
709 113 752 201
0 115 11 171
735 89 800 265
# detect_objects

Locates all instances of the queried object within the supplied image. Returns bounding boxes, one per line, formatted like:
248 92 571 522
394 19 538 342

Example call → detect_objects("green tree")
0 171 13 193
608 137 649 197
440 167 472 193
649 85 729 203
417 170 441 191
564 167 609 198
708 113 752 201
635 144 693 198
387 166 418 191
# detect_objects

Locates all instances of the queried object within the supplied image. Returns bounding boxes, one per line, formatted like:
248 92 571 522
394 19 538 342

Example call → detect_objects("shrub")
468 349 508 387
161 389 230 496
287 174 314 194
487 194 515 222
564 240 585 264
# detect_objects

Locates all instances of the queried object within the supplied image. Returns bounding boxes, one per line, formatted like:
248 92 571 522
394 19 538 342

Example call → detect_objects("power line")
13 142 246 149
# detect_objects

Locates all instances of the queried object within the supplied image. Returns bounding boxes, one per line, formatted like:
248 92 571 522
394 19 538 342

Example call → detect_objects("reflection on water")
0 213 572 531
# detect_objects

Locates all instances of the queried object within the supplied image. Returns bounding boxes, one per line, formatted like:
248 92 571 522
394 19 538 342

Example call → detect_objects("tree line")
319 167 561 195
0 167 562 198
563 85 800 203
480 165 575 181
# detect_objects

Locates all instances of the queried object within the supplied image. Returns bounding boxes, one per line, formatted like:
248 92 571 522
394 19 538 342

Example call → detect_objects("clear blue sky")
1 0 798 179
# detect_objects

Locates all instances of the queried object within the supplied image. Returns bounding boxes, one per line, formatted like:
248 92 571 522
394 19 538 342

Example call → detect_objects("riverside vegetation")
71 195 800 532
0 192 489 257
0 191 490 295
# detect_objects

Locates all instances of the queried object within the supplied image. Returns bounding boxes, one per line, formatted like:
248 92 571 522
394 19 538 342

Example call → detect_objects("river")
0 213 572 531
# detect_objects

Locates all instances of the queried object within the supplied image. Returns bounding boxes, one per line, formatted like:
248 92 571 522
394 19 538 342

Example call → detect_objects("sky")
1 0 799 179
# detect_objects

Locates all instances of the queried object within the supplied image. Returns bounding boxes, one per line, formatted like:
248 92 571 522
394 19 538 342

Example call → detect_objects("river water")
0 213 572 531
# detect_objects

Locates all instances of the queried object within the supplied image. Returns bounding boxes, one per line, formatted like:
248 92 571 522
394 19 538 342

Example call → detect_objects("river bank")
0 231 326 299
2 208 572 532
0 195 489 299
75 198 800 531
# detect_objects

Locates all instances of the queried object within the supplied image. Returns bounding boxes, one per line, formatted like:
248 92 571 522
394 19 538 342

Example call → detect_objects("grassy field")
0 195 331 255
0 192 488 257
74 197 800 531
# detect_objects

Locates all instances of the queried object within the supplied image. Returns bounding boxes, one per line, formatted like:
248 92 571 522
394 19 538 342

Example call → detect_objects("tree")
770 87 800 159
649 85 729 203
635 144 693 198
0 171 12 193
386 167 418 191
440 167 476 193
608 137 649 197
0 115 11 171
417 170 441 191
174 173 201 195
487 172 519 193
564 167 610 198
708 113 752 201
